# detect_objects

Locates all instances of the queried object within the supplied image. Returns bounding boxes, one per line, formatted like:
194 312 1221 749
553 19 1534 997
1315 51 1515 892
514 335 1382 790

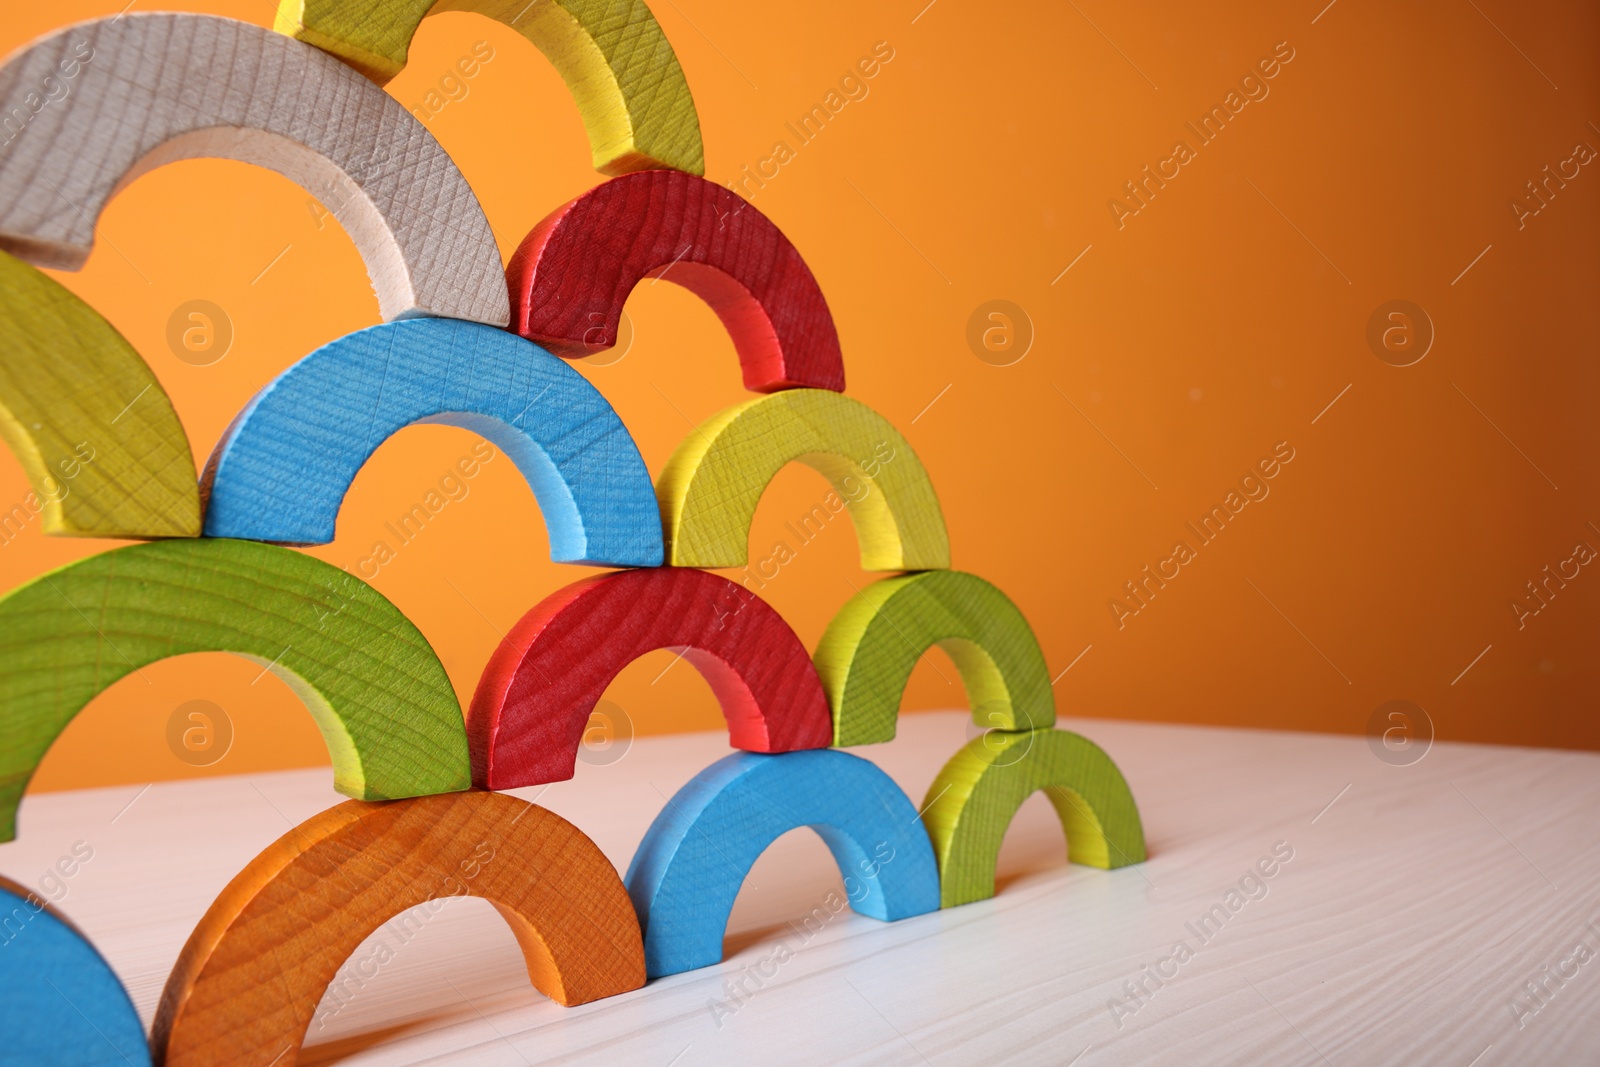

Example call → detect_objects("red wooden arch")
507 169 845 393
469 568 833 787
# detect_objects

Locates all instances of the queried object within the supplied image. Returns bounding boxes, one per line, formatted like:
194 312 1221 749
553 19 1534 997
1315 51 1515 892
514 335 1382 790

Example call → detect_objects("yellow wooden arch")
277 0 704 174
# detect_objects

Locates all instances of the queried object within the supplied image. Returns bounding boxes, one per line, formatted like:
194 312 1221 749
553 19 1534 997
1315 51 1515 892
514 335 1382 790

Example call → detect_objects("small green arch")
923 728 1145 908
817 570 1053 747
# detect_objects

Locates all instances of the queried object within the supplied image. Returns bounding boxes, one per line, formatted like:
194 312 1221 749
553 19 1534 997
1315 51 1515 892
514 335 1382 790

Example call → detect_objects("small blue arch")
201 318 663 566
625 749 939 978
0 879 150 1065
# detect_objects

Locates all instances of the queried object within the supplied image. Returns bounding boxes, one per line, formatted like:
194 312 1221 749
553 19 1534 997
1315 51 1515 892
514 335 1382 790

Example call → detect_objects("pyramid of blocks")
0 5 1144 1062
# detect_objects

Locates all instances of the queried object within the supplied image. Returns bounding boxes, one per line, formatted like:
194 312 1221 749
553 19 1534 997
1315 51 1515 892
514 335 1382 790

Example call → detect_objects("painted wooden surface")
0 873 150 1067
153 792 643 1066
276 0 703 175
656 390 947 569
625 750 939 979
0 13 507 325
470 567 831 789
922 729 1144 909
6 712 1597 1065
0 538 469 843
818 571 1055 747
0 250 198 539
508 170 843 392
201 319 662 566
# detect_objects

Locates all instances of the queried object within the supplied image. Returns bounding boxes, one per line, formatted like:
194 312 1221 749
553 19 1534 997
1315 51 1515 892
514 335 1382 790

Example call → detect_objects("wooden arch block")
922 729 1145 908
0 538 470 843
276 0 703 176
657 389 948 569
816 571 1054 747
624 750 939 978
201 319 663 566
508 169 844 392
153 792 645 1066
0 876 151 1066
470 567 832 788
0 251 199 539
0 14 507 325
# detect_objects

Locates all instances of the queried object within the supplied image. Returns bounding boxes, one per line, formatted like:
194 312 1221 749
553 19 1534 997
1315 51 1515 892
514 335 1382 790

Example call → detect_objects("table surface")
3 712 1598 1066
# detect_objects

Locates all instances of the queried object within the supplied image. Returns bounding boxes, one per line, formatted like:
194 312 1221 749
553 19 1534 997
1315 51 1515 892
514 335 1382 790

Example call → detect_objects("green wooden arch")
922 729 1145 908
816 570 1053 747
0 538 470 841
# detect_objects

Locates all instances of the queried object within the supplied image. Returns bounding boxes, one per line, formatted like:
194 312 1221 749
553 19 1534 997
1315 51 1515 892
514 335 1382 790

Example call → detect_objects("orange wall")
4 0 1596 794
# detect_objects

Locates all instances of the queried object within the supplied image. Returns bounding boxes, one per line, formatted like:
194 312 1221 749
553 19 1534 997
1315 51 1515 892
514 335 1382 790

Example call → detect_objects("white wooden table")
4 712 1597 1066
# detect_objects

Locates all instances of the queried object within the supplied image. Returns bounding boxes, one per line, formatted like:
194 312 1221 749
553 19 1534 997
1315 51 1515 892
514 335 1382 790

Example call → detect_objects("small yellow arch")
277 0 705 175
656 389 950 571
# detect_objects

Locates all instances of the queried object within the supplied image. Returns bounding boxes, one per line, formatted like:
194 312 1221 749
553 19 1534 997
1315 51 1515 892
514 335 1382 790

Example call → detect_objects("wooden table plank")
3 712 1596 1065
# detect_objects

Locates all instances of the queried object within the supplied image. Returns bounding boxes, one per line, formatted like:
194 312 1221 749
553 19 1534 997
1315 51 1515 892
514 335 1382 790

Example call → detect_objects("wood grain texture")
0 13 507 325
816 571 1054 748
276 0 703 175
923 728 1145 908
152 791 644 1066
12 713 1600 1065
0 250 198 539
656 389 948 569
508 170 843 391
624 750 940 978
0 538 469 843
0 875 150 1067
200 318 663 566
469 567 832 789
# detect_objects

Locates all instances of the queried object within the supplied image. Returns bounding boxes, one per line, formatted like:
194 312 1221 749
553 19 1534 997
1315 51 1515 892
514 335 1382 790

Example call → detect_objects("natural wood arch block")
276 0 703 175
508 169 843 392
152 792 645 1066
0 875 151 1066
470 567 832 788
0 538 470 843
0 251 198 539
657 389 948 569
201 318 663 566
624 749 939 978
922 729 1145 908
0 14 508 325
817 570 1054 747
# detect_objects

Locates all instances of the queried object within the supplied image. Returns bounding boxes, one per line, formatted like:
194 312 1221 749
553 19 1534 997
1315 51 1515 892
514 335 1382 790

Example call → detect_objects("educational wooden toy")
817 570 1056 747
276 0 703 175
0 13 509 326
624 749 940 978
507 169 845 392
0 250 199 539
0 875 150 1067
469 567 832 788
921 729 1146 908
0 538 470 842
200 318 663 566
153 791 645 1065
0 0 1148 1054
656 388 949 569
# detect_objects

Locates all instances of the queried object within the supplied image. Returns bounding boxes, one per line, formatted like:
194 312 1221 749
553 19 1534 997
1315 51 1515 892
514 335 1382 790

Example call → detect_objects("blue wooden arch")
202 318 662 566
625 749 939 978
0 878 150 1065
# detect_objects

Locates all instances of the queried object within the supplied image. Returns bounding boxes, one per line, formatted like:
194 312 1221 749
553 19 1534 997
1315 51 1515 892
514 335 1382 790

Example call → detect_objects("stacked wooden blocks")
0 3 1147 1064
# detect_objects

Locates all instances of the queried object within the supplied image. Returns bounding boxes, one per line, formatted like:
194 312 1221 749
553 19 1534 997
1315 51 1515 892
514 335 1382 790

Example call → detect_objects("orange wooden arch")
153 791 644 1066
